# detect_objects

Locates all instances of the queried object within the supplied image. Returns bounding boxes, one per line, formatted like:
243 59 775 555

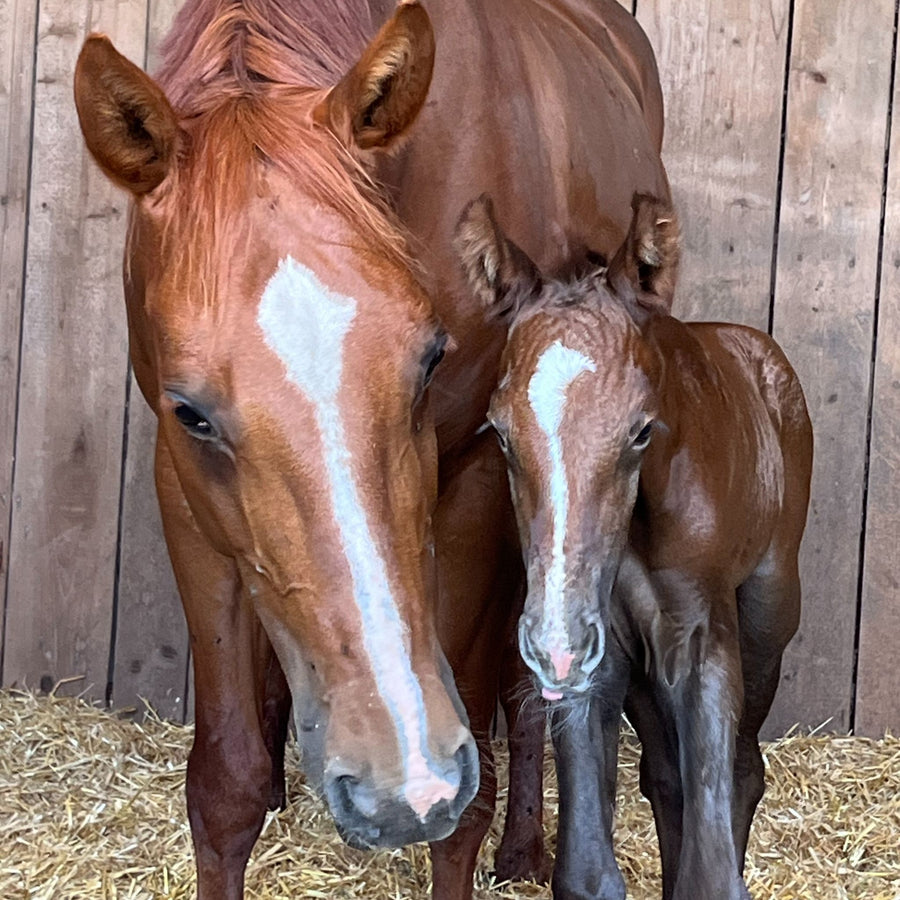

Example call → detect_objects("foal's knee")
552 865 626 900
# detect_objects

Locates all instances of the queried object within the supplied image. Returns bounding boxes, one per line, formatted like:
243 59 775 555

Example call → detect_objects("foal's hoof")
267 779 287 811
492 834 553 885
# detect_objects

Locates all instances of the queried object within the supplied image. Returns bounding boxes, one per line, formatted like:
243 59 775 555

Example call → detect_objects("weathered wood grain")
1 0 148 698
0 0 38 673
109 0 189 722
112 384 188 721
636 0 789 328
765 0 895 735
855 18 900 739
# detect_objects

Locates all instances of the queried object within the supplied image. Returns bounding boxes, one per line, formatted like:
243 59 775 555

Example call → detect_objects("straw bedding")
1 688 897 899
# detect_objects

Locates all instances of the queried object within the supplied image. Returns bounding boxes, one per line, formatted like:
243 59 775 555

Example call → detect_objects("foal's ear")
609 193 680 310
74 35 181 195
314 0 435 155
454 195 541 317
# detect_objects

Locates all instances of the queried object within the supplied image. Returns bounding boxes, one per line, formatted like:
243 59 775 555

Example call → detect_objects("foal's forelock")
256 255 456 819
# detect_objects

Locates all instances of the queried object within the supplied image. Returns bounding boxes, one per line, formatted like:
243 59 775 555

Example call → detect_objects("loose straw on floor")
1 689 897 899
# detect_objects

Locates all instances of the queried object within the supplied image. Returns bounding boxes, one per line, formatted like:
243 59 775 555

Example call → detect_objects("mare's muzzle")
324 733 479 848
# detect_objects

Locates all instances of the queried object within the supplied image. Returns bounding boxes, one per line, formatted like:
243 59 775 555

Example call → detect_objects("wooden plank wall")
1 0 897 736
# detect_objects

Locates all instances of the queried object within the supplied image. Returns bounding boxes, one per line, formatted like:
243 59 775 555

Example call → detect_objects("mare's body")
456 196 813 899
74 2 670 898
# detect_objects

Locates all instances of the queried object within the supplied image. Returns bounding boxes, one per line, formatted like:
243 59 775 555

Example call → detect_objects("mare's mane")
157 0 376 103
140 0 412 305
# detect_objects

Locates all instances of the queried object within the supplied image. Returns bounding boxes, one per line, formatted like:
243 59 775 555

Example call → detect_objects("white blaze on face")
257 256 457 819
527 340 597 680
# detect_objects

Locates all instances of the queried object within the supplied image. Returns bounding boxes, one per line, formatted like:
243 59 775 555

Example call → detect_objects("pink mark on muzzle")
404 754 460 821
549 647 576 681
542 687 564 701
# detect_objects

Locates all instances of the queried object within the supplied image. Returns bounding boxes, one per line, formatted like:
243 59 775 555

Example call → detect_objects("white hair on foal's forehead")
527 340 600 675
257 256 458 819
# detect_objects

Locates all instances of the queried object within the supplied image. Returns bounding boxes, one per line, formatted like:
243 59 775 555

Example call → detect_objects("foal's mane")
508 262 658 333
143 0 413 303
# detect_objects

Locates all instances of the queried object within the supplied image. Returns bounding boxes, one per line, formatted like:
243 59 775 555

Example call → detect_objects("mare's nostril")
330 773 379 821
451 734 480 814
580 619 605 675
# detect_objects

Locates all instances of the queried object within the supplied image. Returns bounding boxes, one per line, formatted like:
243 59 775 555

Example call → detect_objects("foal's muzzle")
518 613 605 696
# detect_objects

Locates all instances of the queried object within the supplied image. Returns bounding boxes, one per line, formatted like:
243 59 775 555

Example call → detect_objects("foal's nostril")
579 619 605 676
518 615 543 672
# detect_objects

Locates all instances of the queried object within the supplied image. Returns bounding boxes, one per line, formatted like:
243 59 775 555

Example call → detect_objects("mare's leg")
666 590 748 900
429 437 528 900
624 682 682 900
732 556 801 868
550 647 629 900
156 441 274 900
494 631 552 884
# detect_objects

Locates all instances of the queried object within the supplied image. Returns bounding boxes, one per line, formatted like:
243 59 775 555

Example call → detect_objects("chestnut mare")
74 1 670 896
456 194 813 900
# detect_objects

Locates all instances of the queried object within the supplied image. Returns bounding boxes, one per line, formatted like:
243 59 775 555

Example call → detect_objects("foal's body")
457 196 813 899
74 2 671 897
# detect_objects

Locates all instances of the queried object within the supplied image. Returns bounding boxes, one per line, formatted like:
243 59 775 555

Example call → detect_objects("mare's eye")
174 403 216 440
633 421 654 451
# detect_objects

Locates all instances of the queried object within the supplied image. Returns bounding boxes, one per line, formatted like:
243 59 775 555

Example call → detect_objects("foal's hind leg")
624 682 682 900
733 556 801 868
156 442 272 900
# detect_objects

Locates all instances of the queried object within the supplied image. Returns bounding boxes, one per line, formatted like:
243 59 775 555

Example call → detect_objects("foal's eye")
174 403 217 440
422 335 447 390
633 421 654 451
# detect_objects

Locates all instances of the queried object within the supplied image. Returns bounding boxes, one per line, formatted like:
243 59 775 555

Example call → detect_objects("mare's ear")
313 0 435 155
453 194 541 317
609 193 680 311
74 34 181 195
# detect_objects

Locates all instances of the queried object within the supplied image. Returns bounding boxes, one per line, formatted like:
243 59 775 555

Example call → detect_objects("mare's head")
455 194 679 697
74 0 477 847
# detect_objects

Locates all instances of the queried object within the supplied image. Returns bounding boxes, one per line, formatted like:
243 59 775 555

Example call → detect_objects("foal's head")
75 2 478 847
455 194 679 697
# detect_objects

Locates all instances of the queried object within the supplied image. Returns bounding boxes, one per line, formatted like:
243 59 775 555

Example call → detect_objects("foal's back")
634 315 813 589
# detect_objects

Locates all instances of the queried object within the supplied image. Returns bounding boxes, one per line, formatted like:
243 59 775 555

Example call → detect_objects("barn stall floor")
1 689 897 900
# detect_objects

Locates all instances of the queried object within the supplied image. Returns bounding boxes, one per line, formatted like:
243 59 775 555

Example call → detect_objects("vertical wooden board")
110 0 188 722
856 24 900 738
2 0 148 697
765 0 894 735
0 0 37 667
146 0 181 73
112 385 187 721
636 0 789 328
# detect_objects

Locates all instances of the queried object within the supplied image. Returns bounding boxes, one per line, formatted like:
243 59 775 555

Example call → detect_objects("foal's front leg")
550 648 629 900
666 597 749 900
